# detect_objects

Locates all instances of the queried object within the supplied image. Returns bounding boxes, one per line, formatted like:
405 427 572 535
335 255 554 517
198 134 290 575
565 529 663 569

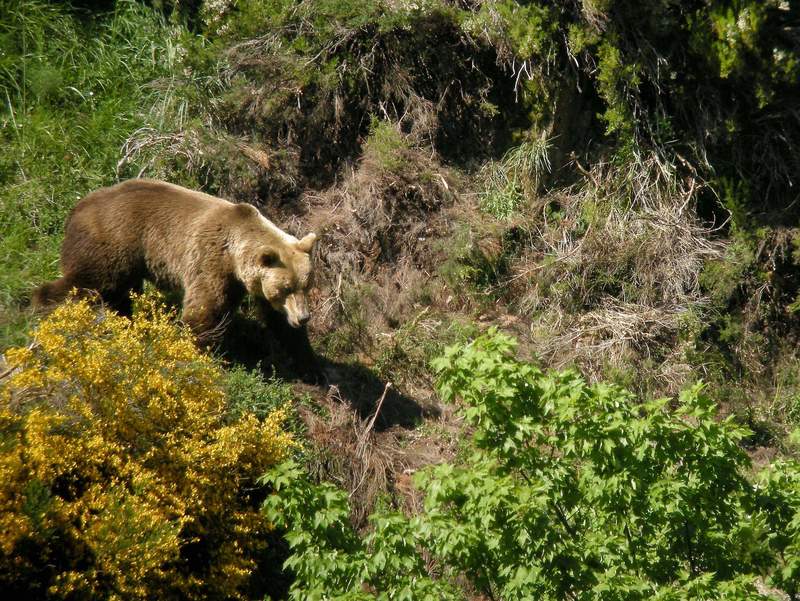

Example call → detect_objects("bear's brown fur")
34 179 319 371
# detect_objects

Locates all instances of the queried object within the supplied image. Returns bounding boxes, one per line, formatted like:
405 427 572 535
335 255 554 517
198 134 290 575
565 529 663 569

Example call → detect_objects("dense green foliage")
264 330 800 599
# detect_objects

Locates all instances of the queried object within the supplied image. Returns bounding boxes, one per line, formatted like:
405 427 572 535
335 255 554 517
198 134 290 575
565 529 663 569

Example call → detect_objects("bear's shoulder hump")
231 203 259 219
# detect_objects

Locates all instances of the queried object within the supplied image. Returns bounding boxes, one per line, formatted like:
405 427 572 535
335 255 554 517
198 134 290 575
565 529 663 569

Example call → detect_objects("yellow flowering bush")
0 294 296 600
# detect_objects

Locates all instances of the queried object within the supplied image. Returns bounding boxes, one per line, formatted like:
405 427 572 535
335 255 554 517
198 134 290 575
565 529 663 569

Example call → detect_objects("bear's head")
231 204 318 327
256 232 317 327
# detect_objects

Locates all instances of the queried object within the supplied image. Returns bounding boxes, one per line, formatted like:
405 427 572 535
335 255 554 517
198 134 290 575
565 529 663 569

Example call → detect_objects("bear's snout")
286 309 310 328
281 291 311 328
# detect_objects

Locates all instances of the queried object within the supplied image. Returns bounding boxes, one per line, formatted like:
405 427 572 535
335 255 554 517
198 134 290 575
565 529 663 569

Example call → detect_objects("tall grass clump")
0 0 183 347
480 138 552 220
0 293 296 599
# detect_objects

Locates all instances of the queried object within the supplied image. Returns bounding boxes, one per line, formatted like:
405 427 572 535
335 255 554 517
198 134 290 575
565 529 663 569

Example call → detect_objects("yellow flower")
0 292 296 599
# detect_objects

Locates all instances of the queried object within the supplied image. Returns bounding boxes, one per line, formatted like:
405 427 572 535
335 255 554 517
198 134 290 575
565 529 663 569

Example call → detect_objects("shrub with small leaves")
261 460 460 601
262 329 800 599
0 294 295 600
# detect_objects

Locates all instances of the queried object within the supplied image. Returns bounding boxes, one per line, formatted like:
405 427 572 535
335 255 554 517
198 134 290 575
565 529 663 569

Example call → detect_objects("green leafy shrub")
262 330 800 599
262 461 461 601
427 330 775 598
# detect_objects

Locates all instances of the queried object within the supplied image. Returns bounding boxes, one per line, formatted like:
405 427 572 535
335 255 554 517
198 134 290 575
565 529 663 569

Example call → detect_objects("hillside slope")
3 0 800 590
115 0 800 446
4 0 800 597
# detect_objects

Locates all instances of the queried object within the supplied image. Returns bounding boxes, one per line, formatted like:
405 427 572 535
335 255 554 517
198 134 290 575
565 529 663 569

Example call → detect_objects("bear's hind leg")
103 277 144 318
32 276 80 308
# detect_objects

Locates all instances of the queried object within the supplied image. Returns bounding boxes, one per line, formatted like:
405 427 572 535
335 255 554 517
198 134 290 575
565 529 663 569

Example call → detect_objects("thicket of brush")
0 294 297 600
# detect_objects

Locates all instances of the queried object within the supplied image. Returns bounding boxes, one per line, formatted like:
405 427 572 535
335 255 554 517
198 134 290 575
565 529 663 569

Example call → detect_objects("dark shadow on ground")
320 359 440 431
217 314 437 431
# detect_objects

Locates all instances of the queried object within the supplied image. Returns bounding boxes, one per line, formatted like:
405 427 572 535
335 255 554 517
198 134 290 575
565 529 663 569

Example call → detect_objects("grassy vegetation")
0 0 181 346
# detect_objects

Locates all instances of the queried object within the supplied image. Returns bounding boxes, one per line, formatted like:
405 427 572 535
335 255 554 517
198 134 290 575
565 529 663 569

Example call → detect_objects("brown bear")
34 179 320 378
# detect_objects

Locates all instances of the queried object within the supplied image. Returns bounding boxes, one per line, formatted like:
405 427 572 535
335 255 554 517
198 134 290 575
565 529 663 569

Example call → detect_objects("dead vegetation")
473 153 727 394
299 382 461 527
305 120 456 279
118 125 302 208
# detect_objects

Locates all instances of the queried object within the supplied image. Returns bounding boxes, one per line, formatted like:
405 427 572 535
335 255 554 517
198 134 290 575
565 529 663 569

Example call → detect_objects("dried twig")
359 382 392 453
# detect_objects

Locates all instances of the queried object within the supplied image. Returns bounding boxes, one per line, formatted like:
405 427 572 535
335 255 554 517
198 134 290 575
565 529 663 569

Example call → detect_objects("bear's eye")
260 252 280 268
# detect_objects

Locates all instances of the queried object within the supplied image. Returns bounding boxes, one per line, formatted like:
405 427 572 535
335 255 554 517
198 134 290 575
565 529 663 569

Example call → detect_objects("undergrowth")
262 330 800 599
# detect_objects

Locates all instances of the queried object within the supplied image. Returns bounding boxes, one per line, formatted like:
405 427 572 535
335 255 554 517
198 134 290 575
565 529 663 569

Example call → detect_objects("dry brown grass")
118 125 301 204
498 153 726 393
304 124 455 280
300 384 460 527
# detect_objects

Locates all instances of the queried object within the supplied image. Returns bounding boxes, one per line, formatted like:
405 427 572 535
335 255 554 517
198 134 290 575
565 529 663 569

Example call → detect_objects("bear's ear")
296 233 317 253
260 251 280 268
